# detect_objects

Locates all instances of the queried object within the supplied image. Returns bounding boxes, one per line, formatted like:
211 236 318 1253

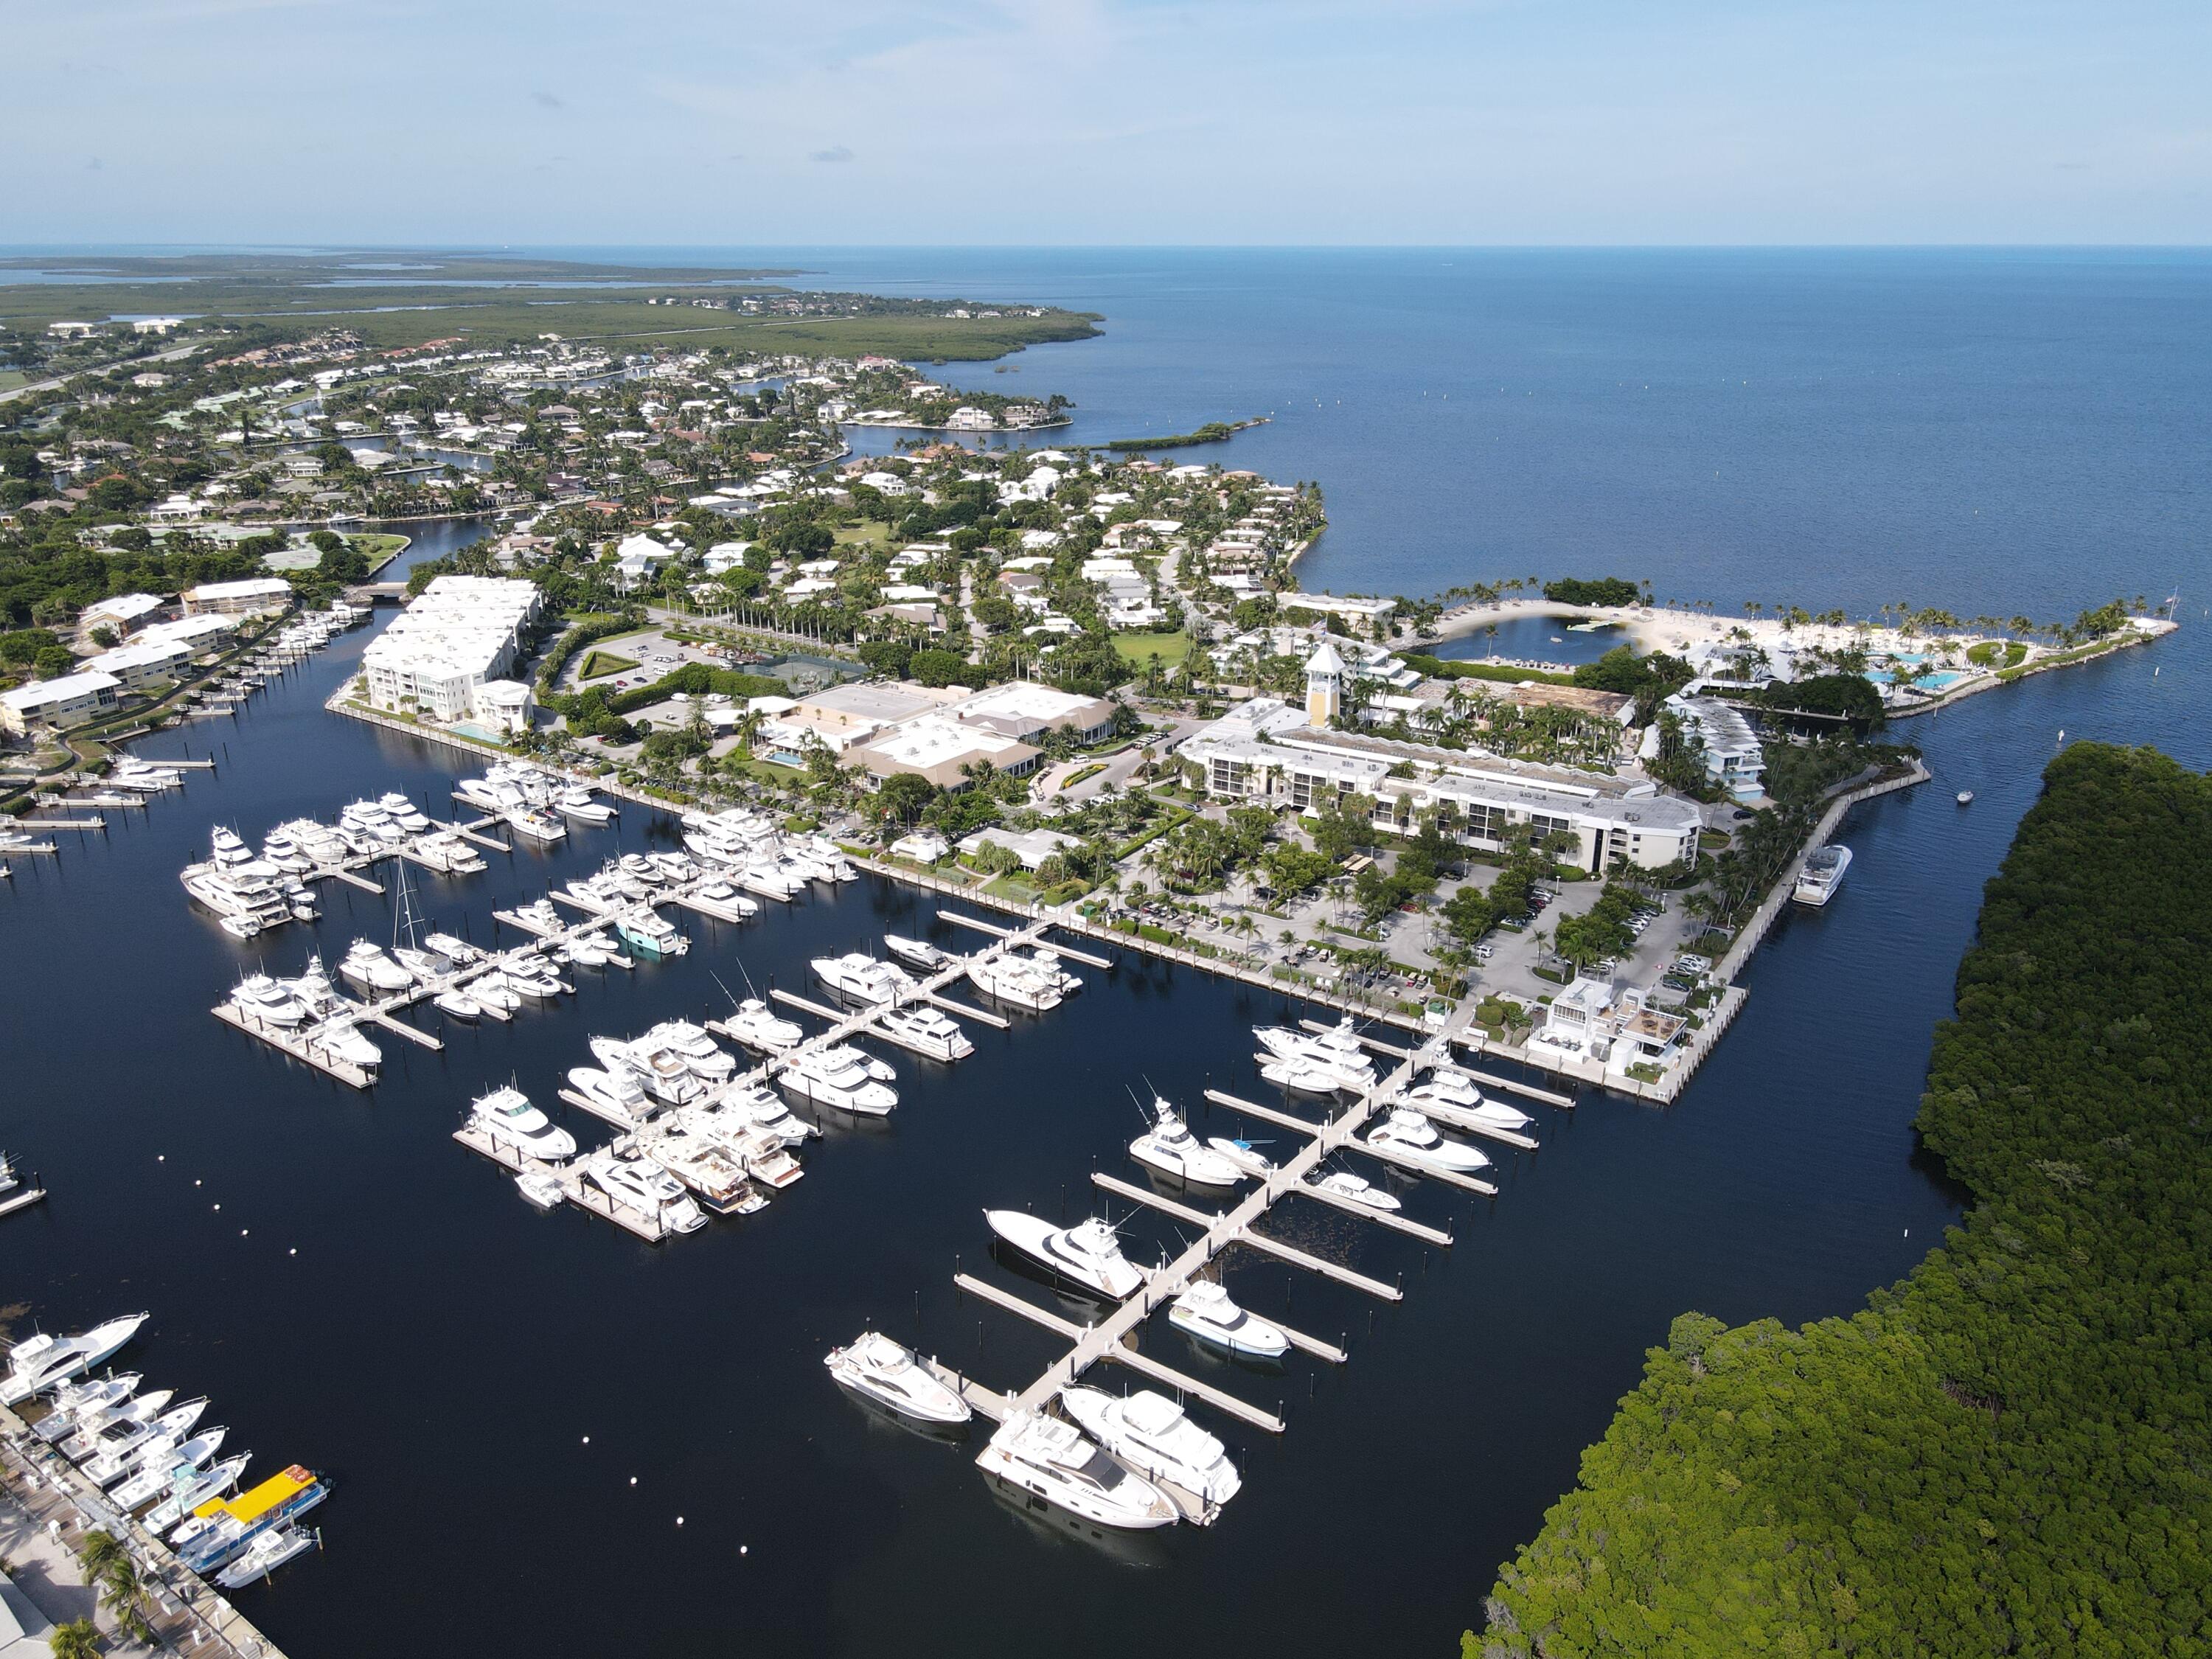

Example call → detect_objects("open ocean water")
4 249 2208 1657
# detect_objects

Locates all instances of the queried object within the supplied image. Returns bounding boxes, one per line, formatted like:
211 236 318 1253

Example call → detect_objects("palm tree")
48 1617 101 1659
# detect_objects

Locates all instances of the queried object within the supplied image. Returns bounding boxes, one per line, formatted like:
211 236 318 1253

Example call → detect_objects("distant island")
1104 417 1270 452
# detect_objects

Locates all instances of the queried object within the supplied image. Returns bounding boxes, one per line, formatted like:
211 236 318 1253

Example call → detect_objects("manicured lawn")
1112 631 1192 668
1966 639 2029 669
579 650 641 681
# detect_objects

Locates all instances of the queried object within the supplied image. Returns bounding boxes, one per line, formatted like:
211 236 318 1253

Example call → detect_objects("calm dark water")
5 251 2209 1658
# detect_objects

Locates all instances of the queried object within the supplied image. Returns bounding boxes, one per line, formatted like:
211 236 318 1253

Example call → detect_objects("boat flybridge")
985 1212 1145 1300
967 953 1062 1012
34 1374 142 1440
229 974 310 1029
1254 1018 1376 1089
778 1048 897 1116
1060 1385 1242 1507
978 1410 1178 1531
812 952 917 1006
644 1020 737 1082
1168 1279 1290 1359
1401 1071 1532 1132
469 1086 577 1161
1129 1099 1242 1187
824 1332 971 1425
1364 1107 1492 1175
1 1314 150 1407
59 1389 175 1460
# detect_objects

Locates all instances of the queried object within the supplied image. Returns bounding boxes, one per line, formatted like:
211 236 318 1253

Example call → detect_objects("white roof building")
361 575 543 727
0 670 121 735
183 577 292 616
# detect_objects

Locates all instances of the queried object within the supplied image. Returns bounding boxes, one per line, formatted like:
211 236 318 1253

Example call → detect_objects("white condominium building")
361 576 542 729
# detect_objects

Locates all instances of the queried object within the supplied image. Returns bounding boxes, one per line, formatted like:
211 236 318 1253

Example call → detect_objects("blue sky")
10 0 2209 245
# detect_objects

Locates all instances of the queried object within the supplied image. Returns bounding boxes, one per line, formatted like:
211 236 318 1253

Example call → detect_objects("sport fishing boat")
145 1453 251 1534
1167 1279 1290 1359
33 1374 142 1441
1060 1386 1242 1508
1363 1107 1492 1175
1129 1099 1242 1187
112 1427 229 1509
555 785 616 824
468 1086 577 1161
976 1411 1177 1531
1 1314 150 1406
984 1212 1144 1300
824 1332 970 1426
60 1389 175 1460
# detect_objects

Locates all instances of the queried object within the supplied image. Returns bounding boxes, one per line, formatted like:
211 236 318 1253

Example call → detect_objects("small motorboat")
824 1332 971 1426
1168 1279 1290 1359
515 1170 566 1210
1207 1137 1278 1178
1957 790 1975 805
434 988 482 1022
214 1523 319 1589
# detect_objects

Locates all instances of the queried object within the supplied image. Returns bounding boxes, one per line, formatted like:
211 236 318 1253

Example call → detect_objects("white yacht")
35 1374 141 1441
180 864 292 938
778 1048 897 1115
585 1152 706 1234
824 1332 970 1425
1257 1052 1349 1096
684 879 759 923
1402 1074 1532 1132
613 909 688 959
501 897 567 936
589 1037 700 1106
1060 1386 1241 1508
643 1020 737 1082
647 852 698 885
1793 843 1852 906
560 874 622 914
812 952 917 1006
1019 945 1082 996
967 954 1062 1012
213 1523 317 1590
2 1314 150 1406
878 1004 974 1062
508 807 568 846
394 943 451 981
113 1428 228 1509
228 974 309 1029
1365 1107 1492 1175
339 940 414 993
567 1065 654 1127
466 976 519 1021
985 1212 1144 1300
515 1169 566 1209
433 987 482 1023
1130 1099 1242 1187
562 932 616 969
883 934 951 971
737 862 804 902
209 827 254 868
714 1085 818 1146
60 1389 175 1460
1254 1020 1374 1088
713 998 803 1053
411 832 487 874
470 1086 577 1161
555 786 616 824
1206 1137 1279 1179
1307 1170 1401 1211
978 1411 1178 1531
304 1019 383 1074
145 1453 251 1534
1168 1280 1290 1359
378 793 433 835
644 1128 767 1216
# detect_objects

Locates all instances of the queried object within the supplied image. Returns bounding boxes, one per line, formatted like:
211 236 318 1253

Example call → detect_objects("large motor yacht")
585 1152 706 1234
713 998 803 1053
824 1332 970 1425
566 1065 654 1128
613 910 688 959
1167 1279 1290 1358
984 1212 1144 1300
469 1086 577 1161
778 1048 897 1115
229 974 310 1029
643 1020 737 1082
1060 1386 1241 1506
883 934 952 971
967 954 1062 1012
339 939 414 993
811 952 917 1006
684 879 759 922
976 1410 1178 1531
1792 843 1853 906
1129 1099 1242 1187
878 1004 974 1062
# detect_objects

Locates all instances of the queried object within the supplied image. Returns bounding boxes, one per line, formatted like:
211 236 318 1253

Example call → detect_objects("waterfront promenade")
1 1404 289 1659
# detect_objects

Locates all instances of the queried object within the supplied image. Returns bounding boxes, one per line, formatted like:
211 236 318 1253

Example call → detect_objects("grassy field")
1112 631 1192 668
1966 639 2030 668
579 650 641 681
